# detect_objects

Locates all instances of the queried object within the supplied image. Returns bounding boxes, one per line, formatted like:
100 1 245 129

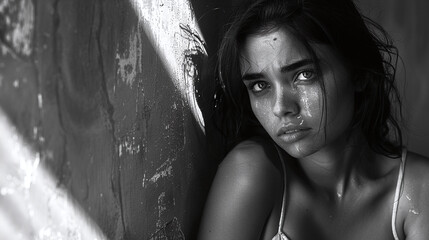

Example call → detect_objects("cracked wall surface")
0 0 428 239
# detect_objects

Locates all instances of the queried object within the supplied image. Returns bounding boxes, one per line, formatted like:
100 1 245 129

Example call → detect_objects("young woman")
198 0 429 239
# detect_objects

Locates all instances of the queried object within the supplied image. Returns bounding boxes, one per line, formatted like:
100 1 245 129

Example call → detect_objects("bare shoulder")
400 151 429 239
216 137 283 207
220 137 282 179
198 137 282 240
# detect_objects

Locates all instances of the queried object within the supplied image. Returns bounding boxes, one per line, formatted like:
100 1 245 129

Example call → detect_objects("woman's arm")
198 140 281 240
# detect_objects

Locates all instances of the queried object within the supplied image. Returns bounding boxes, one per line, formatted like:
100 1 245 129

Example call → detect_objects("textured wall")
0 0 220 239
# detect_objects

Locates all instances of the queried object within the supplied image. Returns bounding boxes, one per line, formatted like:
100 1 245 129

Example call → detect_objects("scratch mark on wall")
115 27 142 88
150 165 173 183
142 157 174 188
130 0 206 133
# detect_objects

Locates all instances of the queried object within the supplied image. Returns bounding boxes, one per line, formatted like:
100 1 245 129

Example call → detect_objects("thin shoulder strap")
391 148 407 240
273 144 290 240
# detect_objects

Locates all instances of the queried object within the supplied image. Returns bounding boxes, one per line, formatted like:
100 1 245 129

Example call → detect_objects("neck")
296 129 372 200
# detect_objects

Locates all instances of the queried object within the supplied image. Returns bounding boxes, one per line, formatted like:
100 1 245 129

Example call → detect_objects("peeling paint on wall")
118 135 141 157
0 0 34 57
115 27 142 88
130 0 206 133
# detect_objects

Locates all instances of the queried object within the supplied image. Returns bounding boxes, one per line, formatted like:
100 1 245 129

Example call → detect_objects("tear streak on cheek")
300 89 319 118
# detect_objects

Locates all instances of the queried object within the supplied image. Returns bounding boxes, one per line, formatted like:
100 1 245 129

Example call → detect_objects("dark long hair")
213 0 403 157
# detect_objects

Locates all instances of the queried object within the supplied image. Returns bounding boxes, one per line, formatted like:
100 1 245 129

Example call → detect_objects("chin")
275 139 322 159
275 142 307 158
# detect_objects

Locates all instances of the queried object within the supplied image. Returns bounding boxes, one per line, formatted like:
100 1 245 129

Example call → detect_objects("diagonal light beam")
130 0 207 133
0 109 107 240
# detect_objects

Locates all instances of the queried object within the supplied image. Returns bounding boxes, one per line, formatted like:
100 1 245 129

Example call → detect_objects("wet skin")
240 28 356 160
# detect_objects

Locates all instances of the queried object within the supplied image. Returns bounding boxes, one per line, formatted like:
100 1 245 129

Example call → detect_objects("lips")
277 125 310 136
276 125 311 143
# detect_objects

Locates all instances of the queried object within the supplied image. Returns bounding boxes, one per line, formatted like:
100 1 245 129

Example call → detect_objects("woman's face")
240 28 356 158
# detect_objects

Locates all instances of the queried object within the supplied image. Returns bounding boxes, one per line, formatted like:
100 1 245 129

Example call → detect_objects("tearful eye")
296 70 315 81
251 82 268 93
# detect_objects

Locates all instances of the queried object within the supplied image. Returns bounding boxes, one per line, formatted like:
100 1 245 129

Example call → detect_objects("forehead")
240 28 311 74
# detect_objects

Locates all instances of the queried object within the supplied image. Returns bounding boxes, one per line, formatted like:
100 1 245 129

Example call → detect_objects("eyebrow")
241 58 316 81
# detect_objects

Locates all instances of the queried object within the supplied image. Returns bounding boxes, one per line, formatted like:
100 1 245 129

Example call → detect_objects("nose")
272 85 299 118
